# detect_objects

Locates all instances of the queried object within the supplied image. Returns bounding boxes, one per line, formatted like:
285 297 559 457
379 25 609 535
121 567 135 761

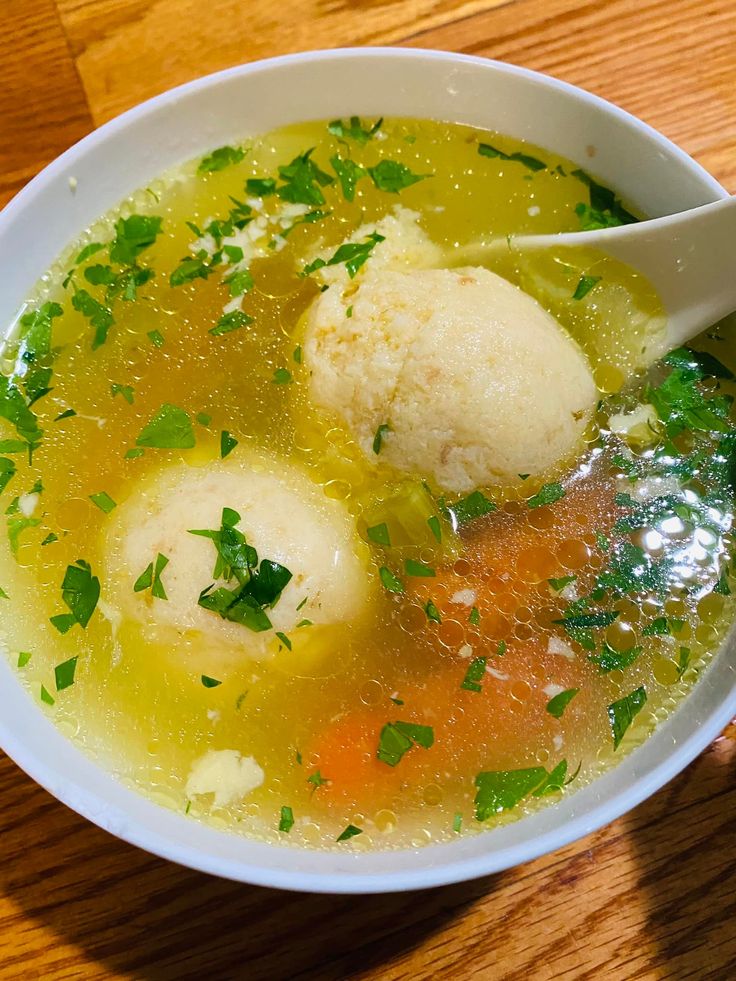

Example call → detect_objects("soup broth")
2 117 734 850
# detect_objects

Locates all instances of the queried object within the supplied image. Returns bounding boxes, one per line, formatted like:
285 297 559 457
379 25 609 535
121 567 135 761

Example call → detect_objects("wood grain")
2 1 736 978
404 0 736 192
0 0 93 208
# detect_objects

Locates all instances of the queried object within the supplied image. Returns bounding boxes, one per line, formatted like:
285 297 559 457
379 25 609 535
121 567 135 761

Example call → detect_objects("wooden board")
1 1 736 977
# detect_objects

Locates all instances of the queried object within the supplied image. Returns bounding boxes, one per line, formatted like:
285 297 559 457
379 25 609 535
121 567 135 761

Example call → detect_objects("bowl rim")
0 46 733 894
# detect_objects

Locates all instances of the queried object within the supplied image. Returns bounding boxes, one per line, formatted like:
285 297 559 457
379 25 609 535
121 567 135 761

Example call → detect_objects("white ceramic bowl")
0 48 733 894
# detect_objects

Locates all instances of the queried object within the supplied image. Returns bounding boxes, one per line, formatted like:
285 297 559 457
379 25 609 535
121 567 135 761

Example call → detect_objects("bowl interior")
0 48 732 893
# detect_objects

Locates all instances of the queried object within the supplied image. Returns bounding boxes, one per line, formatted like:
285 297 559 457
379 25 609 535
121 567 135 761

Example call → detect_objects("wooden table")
2 1 736 977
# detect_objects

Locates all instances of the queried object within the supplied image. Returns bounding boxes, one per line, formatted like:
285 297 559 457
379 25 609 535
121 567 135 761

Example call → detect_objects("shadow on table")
0 762 494 981
620 728 736 979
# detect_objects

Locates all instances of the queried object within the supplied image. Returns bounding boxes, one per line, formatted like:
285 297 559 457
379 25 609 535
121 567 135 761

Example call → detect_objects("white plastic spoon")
454 196 736 359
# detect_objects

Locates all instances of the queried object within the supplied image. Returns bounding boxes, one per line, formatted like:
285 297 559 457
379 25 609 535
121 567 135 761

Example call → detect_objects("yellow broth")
1 117 734 850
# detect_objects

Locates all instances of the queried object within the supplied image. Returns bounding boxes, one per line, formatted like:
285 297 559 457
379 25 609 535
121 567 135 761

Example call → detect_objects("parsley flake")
367 522 391 546
608 686 647 749
89 491 116 514
527 482 565 509
210 310 253 336
272 368 292 385
478 142 546 172
368 160 429 193
573 274 602 300
545 688 579 718
198 145 246 174
405 559 435 578
136 404 195 449
279 805 295 832
461 657 487 693
377 721 434 766
328 116 382 144
50 560 100 633
220 430 238 459
336 824 363 842
373 423 390 454
54 656 78 691
201 675 221 688
303 232 385 279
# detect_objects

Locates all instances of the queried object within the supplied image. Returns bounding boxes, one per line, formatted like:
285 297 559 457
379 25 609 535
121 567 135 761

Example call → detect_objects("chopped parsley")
404 559 435 578
72 289 114 349
190 507 292 632
210 310 253 336
642 616 685 637
677 646 691 679
478 142 546 172
272 368 292 385
279 805 295 832
307 769 329 791
379 566 403 593
527 482 565 509
468 606 480 626
197 145 246 174
330 156 366 202
41 532 58 546
0 458 15 495
573 274 602 300
572 169 637 229
474 764 564 820
377 720 434 767
40 685 55 706
553 608 620 651
303 232 384 278
293 345 302 364
608 686 647 749
548 574 576 593
453 813 462 833
424 599 442 623
201 675 221 688
367 522 391 546
336 824 363 842
17 651 31 668
589 643 642 673
275 631 292 651
545 688 579 718
50 560 100 633
220 430 238 458
89 491 116 514
443 490 496 527
136 403 195 449
54 656 78 691
427 515 442 543
461 657 487 693
328 116 382 144
111 383 134 404
276 149 334 207
245 177 277 196
134 552 169 600
373 423 390 454
147 329 165 347
367 160 428 193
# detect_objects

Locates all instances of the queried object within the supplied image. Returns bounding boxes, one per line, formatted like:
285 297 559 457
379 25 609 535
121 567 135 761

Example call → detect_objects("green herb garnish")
89 491 117 514
134 552 169 600
573 274 602 300
210 310 253 336
373 423 390 454
424 599 442 623
136 404 195 449
404 559 435 578
589 642 642 673
367 522 391 546
377 721 434 766
444 490 496 526
379 566 403 594
527 482 565 509
461 657 487 693
336 824 363 842
220 430 238 459
54 656 78 691
478 142 546 171
50 560 100 633
272 368 292 385
608 686 647 749
545 688 579 718
198 145 246 174
303 232 384 278
367 160 429 193
328 116 382 144
279 805 295 832
201 675 222 688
